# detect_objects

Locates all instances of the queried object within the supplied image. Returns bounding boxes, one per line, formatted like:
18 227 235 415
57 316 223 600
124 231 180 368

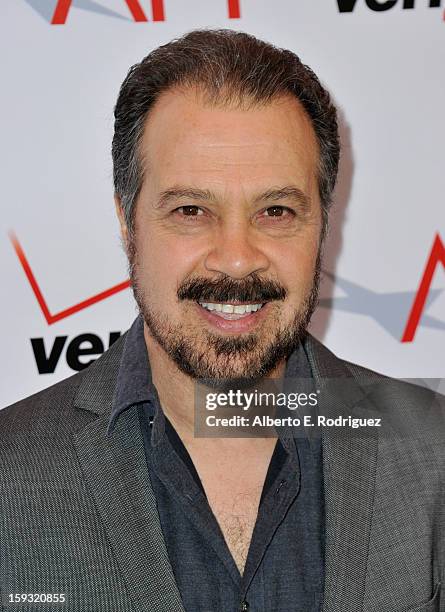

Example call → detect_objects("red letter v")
402 234 445 342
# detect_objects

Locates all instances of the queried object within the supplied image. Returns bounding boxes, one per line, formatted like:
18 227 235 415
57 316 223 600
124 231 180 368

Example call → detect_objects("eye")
262 206 295 218
175 205 204 216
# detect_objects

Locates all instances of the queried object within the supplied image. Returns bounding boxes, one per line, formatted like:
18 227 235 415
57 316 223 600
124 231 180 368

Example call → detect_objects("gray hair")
112 29 340 239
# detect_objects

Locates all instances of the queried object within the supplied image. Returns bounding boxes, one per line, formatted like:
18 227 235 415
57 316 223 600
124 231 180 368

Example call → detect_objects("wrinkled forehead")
138 86 320 195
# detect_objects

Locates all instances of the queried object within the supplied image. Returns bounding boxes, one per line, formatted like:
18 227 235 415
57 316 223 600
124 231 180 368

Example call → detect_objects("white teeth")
199 302 264 314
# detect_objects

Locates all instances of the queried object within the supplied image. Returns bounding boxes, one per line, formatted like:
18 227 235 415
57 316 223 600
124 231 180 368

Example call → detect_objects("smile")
194 301 269 332
198 302 264 317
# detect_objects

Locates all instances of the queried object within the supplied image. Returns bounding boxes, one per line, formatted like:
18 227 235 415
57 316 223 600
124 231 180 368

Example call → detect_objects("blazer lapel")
72 337 185 612
305 335 379 612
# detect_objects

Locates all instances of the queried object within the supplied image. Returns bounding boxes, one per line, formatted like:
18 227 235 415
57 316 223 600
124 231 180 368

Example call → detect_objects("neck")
143 322 287 446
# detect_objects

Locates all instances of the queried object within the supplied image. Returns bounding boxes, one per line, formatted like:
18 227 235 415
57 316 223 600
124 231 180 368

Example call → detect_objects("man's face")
120 88 323 382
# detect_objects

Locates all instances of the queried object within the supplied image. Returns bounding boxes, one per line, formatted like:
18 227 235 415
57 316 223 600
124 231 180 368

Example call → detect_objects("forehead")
139 87 319 194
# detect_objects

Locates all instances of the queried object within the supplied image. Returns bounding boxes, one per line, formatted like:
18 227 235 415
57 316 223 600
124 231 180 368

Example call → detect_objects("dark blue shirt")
109 315 324 612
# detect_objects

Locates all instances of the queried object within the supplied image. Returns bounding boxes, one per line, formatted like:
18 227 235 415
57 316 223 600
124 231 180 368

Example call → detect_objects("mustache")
177 273 287 303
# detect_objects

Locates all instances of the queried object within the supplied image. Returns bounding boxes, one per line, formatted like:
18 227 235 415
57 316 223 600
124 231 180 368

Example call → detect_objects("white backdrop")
1 0 444 409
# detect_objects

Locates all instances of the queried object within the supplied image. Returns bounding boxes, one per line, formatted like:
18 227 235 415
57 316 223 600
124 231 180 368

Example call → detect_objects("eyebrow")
155 185 311 211
155 188 216 209
254 186 311 212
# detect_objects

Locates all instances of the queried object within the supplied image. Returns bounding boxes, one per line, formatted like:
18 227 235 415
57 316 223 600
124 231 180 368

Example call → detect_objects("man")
1 29 443 612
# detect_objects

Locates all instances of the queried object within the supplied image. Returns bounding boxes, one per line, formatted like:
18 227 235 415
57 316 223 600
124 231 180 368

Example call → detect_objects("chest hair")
206 486 263 574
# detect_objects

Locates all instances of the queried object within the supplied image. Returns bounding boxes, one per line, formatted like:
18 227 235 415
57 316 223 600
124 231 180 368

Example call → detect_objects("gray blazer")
1 332 443 612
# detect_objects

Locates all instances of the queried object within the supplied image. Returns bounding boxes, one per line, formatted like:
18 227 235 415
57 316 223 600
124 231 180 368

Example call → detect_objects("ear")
114 194 129 250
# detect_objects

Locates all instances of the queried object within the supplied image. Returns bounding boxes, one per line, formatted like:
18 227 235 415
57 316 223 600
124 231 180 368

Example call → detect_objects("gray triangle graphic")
319 271 445 340
72 0 130 20
24 0 131 23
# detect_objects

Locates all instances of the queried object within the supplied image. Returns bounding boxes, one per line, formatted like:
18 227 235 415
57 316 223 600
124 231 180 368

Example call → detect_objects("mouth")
194 300 269 333
198 301 265 319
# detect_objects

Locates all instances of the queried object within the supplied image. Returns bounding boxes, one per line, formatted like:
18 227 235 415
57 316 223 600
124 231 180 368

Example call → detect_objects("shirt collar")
107 314 155 435
108 314 314 443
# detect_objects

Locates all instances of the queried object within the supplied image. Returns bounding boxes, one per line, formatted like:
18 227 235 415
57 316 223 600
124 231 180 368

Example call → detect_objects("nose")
204 220 270 279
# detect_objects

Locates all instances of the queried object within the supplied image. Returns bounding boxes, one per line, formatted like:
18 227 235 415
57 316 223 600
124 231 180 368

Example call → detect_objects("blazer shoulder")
307 332 439 391
339 357 389 381
0 370 81 431
305 334 444 437
339 356 445 446
340 356 443 405
304 332 389 381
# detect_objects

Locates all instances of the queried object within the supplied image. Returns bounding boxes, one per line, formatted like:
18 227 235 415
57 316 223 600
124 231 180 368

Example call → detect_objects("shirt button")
240 601 249 611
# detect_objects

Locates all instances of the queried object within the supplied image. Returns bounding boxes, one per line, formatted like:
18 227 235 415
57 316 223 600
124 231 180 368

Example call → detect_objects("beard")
127 237 321 386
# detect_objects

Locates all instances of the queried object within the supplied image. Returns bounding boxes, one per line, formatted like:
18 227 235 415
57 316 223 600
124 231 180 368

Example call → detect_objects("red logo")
402 233 445 342
51 0 241 24
10 232 130 325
